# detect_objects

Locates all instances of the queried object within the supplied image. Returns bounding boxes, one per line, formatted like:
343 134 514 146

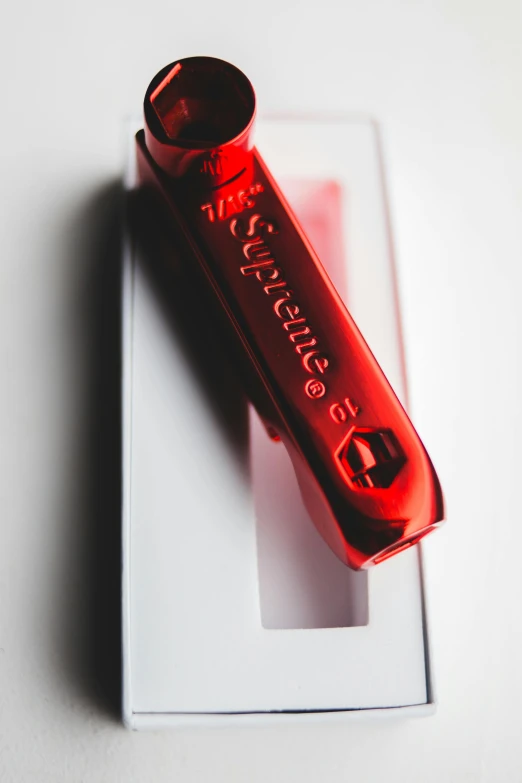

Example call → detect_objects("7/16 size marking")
201 183 264 222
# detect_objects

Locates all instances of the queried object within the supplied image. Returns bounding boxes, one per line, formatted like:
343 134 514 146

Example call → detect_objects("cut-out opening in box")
252 177 368 631
252 410 369 630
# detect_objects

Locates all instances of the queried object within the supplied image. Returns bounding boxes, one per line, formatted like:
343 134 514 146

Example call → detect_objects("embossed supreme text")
229 214 330 379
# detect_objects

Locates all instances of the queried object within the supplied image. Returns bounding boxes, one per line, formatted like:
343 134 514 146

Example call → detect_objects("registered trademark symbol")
305 379 326 399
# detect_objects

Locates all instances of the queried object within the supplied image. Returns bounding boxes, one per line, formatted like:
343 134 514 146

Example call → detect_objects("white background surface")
1 1 521 781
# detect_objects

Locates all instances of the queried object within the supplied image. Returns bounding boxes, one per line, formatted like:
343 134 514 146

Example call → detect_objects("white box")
122 117 435 728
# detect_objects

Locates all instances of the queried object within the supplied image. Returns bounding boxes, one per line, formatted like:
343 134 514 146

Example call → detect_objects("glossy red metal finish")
136 56 444 569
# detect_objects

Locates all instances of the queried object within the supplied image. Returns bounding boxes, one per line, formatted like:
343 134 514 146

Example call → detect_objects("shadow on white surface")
59 182 124 720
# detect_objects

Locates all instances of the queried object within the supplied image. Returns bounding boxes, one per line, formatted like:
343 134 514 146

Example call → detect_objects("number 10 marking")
330 397 360 424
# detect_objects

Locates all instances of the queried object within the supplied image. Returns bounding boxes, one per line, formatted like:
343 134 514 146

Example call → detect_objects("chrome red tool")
135 56 444 569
